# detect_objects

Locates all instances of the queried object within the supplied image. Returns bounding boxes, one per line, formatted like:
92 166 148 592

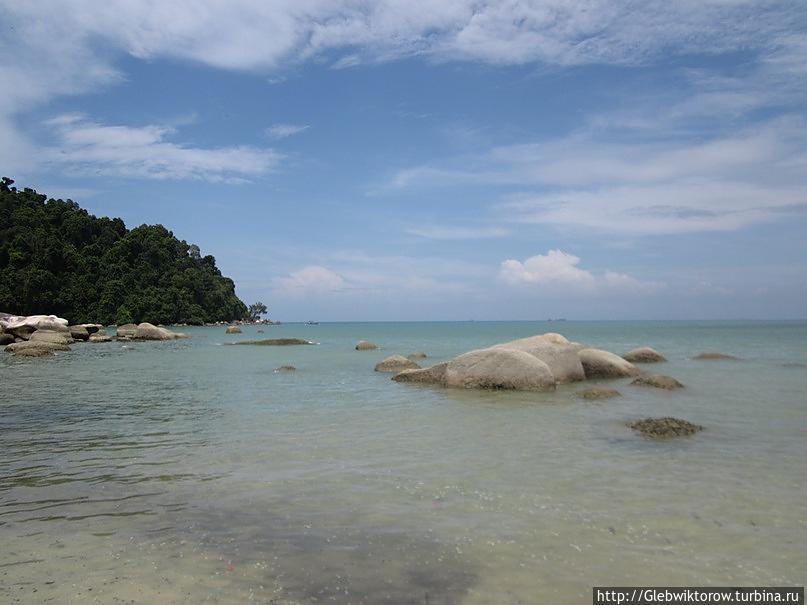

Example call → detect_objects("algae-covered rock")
693 351 740 360
622 347 666 363
627 417 703 438
231 338 314 346
577 387 622 400
355 340 378 350
631 374 684 390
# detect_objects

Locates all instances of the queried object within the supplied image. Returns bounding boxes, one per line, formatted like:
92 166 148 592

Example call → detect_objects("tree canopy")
0 177 248 325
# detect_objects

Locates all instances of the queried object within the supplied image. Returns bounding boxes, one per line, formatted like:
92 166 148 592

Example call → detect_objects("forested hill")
0 177 247 325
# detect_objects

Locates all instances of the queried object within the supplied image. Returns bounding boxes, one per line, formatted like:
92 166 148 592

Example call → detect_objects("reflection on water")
1 321 806 604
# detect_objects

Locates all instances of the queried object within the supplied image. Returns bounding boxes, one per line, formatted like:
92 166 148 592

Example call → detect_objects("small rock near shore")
407 352 428 360
273 365 297 372
355 340 378 350
226 326 242 334
375 355 420 373
622 347 666 363
631 374 684 390
627 417 703 438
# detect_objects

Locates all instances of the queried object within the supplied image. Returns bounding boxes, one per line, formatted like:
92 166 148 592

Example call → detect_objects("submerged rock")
392 362 448 385
622 347 666 363
577 387 622 400
627 417 703 438
226 325 242 334
782 362 807 368
693 351 740 360
578 348 640 379
407 352 428 360
375 355 420 373
445 347 556 391
631 374 684 390
231 338 314 346
273 365 297 372
355 340 378 350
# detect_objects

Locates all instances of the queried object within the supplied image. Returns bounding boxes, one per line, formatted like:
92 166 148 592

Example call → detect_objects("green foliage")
246 301 268 321
0 177 248 325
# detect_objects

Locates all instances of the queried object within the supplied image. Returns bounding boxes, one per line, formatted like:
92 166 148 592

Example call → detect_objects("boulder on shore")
68 325 90 341
133 323 187 341
5 341 71 354
577 387 622 400
631 374 684 390
445 347 556 391
29 329 72 346
693 351 740 360
578 348 640 379
622 347 666 363
226 326 242 334
231 338 314 346
116 324 138 339
492 335 585 383
355 340 378 351
392 363 448 385
627 417 703 438
375 355 420 373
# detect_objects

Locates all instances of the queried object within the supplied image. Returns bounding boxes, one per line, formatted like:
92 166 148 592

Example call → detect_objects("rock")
355 340 378 351
578 348 640 379
81 324 103 334
375 355 420 373
29 329 72 345
392 363 448 385
273 365 297 372
537 332 570 345
0 314 69 338
622 347 666 363
230 338 314 346
133 322 186 341
116 324 138 339
693 351 740 360
631 374 684 390
68 325 90 341
627 417 703 438
578 387 622 400
89 329 112 343
226 326 242 334
5 341 71 354
12 347 55 357
445 347 556 391
407 352 428 360
492 335 585 382
0 333 13 346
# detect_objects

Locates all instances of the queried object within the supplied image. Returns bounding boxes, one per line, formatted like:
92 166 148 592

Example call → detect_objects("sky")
2 0 806 321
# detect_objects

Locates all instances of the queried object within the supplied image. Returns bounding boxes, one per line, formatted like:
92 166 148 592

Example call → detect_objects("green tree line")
0 177 248 325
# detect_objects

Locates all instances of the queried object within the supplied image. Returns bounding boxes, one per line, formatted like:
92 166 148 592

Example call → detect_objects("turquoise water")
1 321 806 604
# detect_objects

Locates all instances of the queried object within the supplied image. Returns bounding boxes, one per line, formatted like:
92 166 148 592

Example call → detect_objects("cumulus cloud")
500 250 663 292
265 123 310 139
272 265 346 296
41 114 281 182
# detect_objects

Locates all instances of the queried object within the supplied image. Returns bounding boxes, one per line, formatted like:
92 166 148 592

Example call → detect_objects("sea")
1 321 805 604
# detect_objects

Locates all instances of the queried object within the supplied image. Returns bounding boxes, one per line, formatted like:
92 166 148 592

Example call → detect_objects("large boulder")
29 329 72 346
445 347 556 391
5 341 70 354
375 355 420 373
536 332 570 345
0 314 69 337
116 324 138 339
578 348 640 379
225 326 242 334
492 335 585 383
622 347 666 363
355 340 378 350
68 325 90 341
133 323 186 341
392 363 448 385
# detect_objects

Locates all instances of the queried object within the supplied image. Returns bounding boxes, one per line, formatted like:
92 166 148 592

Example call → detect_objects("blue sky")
2 1 806 320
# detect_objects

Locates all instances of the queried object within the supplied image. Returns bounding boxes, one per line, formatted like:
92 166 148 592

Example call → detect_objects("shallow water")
1 321 805 604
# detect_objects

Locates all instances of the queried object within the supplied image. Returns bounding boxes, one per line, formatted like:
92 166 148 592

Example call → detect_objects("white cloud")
272 265 345 296
406 225 508 240
500 250 663 292
41 114 281 182
265 123 310 139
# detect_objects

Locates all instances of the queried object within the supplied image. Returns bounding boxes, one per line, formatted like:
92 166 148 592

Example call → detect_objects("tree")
246 301 268 322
